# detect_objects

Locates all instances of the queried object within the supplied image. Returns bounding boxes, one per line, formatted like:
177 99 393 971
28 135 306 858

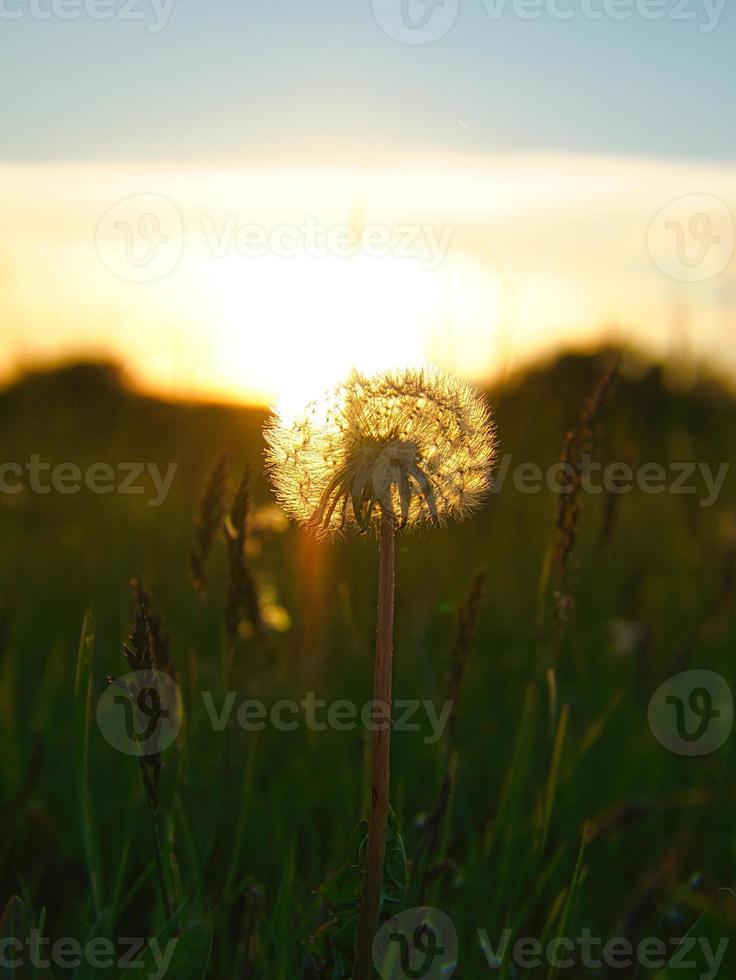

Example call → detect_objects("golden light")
4 157 733 403
196 248 505 416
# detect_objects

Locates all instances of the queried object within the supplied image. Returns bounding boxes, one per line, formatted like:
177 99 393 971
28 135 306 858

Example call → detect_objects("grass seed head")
190 450 229 595
119 605 162 812
224 464 263 638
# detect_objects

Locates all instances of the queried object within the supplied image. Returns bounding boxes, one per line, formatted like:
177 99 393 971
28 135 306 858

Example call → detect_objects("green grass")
1 350 735 977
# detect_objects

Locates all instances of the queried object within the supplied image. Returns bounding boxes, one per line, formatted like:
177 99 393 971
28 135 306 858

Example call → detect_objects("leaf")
0 896 55 980
381 811 407 912
271 841 296 980
165 917 214 980
71 908 112 980
73 611 103 915
546 831 589 980
656 912 736 978
484 681 539 929
538 703 570 855
222 736 258 903
316 821 368 911
308 812 407 977
119 915 213 980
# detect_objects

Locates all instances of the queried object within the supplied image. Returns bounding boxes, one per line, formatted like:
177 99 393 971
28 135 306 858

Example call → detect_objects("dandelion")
265 367 494 536
265 366 496 979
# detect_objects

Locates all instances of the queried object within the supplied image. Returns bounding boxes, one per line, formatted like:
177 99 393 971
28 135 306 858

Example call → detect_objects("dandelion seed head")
265 367 497 537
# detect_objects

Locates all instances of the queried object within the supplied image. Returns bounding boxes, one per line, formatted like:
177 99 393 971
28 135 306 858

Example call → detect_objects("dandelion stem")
354 513 395 980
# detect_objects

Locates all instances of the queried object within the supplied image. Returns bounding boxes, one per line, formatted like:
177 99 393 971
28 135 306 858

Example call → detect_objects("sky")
3 0 735 164
1 0 735 404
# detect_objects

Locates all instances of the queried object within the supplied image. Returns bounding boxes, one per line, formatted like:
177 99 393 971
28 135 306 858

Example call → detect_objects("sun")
186 247 505 410
200 251 434 410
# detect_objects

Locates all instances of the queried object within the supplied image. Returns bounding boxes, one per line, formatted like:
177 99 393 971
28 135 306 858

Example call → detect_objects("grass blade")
73 611 103 916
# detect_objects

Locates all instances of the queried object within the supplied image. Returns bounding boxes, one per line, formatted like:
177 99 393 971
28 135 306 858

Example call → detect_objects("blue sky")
2 0 734 163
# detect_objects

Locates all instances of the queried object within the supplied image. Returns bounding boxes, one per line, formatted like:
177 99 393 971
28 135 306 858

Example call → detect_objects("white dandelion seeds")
265 367 497 536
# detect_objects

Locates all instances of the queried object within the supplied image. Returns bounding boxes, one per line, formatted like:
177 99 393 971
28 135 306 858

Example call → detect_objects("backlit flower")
265 367 496 536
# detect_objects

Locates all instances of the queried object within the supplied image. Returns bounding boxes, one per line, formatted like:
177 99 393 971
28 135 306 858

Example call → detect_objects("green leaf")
380 811 407 913
316 821 368 911
656 912 736 978
308 812 407 977
166 917 214 980
73 611 103 915
0 896 55 980
71 908 112 980
538 703 570 855
119 915 213 980
546 831 589 980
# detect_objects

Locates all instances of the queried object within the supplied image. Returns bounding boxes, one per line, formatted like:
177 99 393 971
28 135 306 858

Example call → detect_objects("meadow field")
1 347 735 978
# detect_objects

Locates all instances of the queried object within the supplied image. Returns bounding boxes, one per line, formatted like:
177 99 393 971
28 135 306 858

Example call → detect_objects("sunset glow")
1 155 735 405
